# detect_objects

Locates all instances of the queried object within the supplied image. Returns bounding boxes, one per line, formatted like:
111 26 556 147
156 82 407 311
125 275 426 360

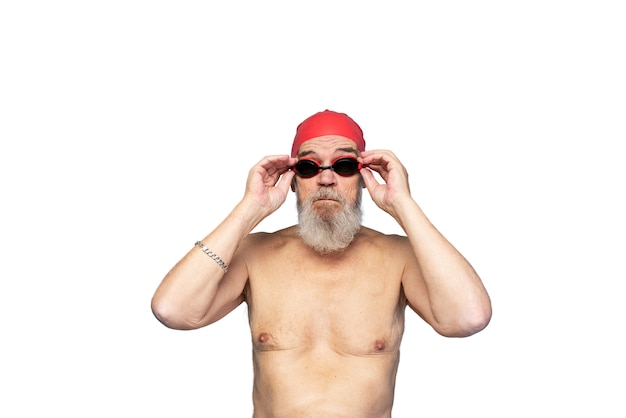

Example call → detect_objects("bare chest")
246 251 406 354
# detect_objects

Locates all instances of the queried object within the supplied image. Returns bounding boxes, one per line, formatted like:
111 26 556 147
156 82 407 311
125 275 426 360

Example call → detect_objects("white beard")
296 187 362 254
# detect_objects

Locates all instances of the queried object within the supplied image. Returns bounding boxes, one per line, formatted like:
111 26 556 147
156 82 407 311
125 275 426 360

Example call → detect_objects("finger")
276 169 295 194
255 156 297 182
259 155 297 171
361 150 399 168
363 160 388 177
360 167 380 191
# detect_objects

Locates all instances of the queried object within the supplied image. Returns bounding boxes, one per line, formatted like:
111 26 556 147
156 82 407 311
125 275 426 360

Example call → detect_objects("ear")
291 177 296 192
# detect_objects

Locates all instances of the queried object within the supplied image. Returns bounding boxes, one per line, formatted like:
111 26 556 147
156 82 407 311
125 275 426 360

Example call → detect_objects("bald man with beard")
151 110 492 417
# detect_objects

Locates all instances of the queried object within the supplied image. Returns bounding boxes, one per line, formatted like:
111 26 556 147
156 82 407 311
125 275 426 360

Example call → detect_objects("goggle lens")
294 157 362 178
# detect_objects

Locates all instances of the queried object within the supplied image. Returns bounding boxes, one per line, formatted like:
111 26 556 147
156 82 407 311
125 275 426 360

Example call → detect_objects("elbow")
435 300 492 338
460 303 492 337
151 296 176 329
454 290 493 337
151 296 195 330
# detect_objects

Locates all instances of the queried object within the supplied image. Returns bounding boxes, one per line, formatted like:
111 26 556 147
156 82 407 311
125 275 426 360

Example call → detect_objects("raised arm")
360 150 491 337
151 154 297 330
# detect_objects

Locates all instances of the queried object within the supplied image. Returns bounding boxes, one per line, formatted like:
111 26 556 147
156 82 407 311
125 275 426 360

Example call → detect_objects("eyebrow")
298 147 359 158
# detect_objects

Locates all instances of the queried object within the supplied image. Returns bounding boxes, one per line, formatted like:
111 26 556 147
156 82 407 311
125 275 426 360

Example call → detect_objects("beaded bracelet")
195 241 229 273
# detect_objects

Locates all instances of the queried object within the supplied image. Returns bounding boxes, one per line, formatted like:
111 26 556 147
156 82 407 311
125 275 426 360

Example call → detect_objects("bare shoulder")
240 226 299 255
358 226 411 251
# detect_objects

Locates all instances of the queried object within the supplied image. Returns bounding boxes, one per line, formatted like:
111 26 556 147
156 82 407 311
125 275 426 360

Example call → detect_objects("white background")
1 1 624 417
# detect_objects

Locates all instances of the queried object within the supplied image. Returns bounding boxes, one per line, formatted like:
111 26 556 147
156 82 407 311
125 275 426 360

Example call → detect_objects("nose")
316 166 337 187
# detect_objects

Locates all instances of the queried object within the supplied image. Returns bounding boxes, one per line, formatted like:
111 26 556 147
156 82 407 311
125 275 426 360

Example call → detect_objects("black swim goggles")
292 157 363 178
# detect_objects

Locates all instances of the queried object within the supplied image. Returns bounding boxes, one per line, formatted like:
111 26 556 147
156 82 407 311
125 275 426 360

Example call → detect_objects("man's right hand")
243 155 297 216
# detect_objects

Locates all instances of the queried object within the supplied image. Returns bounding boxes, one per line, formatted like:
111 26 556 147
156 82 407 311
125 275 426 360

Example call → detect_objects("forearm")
151 198 265 329
394 195 492 336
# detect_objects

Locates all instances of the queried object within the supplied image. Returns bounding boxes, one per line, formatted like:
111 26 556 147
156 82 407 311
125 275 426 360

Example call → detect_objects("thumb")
360 168 379 193
277 170 296 195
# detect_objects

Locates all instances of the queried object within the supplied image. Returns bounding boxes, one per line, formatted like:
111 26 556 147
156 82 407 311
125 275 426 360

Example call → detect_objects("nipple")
258 332 270 344
374 339 386 352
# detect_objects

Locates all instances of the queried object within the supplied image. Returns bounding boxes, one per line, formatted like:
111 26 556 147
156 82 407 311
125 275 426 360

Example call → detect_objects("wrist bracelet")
195 241 229 273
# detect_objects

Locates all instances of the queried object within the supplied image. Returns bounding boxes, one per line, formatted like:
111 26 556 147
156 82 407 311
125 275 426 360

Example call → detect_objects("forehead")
296 135 359 157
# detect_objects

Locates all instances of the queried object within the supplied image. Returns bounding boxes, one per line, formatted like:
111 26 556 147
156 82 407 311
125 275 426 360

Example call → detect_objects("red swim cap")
291 110 365 157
